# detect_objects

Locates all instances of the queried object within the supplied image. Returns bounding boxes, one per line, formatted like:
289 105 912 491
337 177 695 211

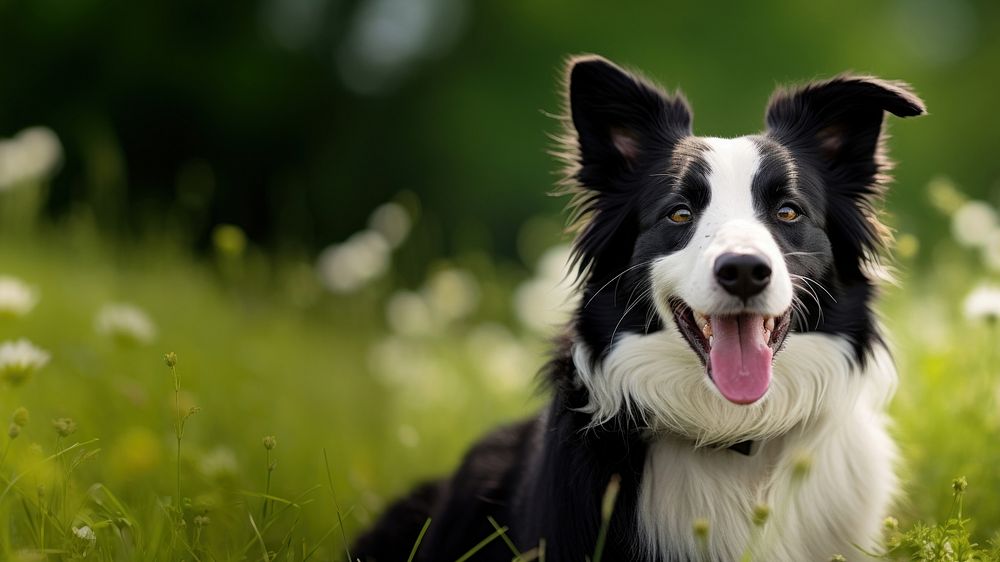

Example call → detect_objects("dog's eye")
776 204 802 222
667 206 693 224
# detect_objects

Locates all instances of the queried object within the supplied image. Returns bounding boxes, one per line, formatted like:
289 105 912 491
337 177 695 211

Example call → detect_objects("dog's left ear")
764 75 925 174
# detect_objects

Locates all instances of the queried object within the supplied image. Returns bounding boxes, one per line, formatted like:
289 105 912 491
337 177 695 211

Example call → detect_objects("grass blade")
455 526 506 562
323 448 353 562
407 518 432 562
592 474 621 562
248 512 270 562
0 439 100 504
487 516 522 560
301 512 355 562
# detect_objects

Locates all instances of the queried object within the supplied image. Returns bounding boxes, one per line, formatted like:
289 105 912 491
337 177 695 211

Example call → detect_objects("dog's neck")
643 426 760 456
571 331 878 448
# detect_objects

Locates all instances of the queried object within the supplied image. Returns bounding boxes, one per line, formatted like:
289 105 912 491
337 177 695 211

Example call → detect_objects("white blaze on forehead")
650 136 793 317
700 137 762 223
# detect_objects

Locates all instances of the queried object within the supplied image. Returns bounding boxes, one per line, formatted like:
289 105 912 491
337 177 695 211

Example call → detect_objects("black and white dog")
354 55 925 561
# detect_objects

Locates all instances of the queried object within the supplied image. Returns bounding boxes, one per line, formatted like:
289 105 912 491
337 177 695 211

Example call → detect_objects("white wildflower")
906 298 951 353
200 447 240 479
0 339 50 386
95 303 158 345
316 230 391 293
367 335 447 400
368 335 423 386
0 127 63 190
423 268 479 324
514 244 578 334
385 291 436 337
982 229 1000 271
951 200 997 248
465 323 536 392
72 524 97 556
0 275 39 317
963 284 1000 323
368 201 411 248
926 175 965 216
72 525 96 544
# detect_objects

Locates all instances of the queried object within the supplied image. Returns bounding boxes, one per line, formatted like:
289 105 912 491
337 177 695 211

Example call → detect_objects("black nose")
714 253 772 300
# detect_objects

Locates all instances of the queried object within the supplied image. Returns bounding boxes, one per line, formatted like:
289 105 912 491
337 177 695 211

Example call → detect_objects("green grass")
0 216 998 560
0 221 543 560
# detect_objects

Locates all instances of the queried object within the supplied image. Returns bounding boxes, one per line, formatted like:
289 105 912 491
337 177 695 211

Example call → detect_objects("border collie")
353 55 925 561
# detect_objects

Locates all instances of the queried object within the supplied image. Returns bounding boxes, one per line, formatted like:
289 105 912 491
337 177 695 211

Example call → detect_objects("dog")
352 55 925 561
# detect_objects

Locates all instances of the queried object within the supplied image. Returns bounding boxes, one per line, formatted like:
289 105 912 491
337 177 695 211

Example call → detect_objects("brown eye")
668 206 693 224
777 205 801 222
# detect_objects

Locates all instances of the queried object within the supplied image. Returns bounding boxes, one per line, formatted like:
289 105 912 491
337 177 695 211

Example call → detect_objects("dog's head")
560 56 923 436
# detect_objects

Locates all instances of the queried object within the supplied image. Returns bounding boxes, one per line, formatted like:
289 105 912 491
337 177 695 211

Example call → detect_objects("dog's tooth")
702 322 712 339
708 335 714 348
764 317 775 332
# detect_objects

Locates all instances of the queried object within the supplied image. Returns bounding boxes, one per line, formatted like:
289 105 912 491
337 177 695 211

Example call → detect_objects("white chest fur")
637 412 897 561
574 330 899 561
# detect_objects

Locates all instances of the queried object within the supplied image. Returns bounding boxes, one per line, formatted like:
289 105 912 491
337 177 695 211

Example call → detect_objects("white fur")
649 137 793 318
576 333 897 561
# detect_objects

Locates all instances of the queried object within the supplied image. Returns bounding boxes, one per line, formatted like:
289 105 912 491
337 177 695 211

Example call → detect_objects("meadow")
0 173 999 561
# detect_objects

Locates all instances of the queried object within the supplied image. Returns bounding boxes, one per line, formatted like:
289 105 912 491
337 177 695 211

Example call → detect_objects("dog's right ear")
566 55 692 188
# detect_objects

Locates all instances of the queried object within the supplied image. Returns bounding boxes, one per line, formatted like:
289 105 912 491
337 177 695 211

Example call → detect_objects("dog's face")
562 56 924 432
637 136 818 404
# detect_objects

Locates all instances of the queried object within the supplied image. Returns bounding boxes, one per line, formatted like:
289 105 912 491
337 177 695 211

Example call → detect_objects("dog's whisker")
791 280 825 330
790 273 837 302
782 251 823 258
790 275 828 315
791 280 822 311
611 286 654 344
584 260 654 309
789 294 812 331
643 300 659 334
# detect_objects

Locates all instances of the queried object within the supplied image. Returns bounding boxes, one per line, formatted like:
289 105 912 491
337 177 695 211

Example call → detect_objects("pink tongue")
708 314 772 404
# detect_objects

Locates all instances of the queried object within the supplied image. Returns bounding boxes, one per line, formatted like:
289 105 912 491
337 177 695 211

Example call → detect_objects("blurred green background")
2 0 1000 560
2 0 998 258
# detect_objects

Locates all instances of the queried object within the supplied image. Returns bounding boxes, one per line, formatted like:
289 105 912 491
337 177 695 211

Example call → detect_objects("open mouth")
670 300 792 405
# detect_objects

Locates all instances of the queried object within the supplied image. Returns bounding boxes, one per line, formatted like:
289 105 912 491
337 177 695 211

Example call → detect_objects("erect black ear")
766 75 925 287
765 75 925 173
566 55 692 187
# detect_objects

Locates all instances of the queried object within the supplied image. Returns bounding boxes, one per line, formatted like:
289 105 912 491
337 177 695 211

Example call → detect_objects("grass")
0 212 998 560
0 218 543 560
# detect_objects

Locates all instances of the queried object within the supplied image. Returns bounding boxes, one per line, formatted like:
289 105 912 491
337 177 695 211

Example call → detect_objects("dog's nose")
714 253 771 300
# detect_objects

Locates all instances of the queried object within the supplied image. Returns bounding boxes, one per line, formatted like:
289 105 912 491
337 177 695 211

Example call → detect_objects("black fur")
351 57 925 561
